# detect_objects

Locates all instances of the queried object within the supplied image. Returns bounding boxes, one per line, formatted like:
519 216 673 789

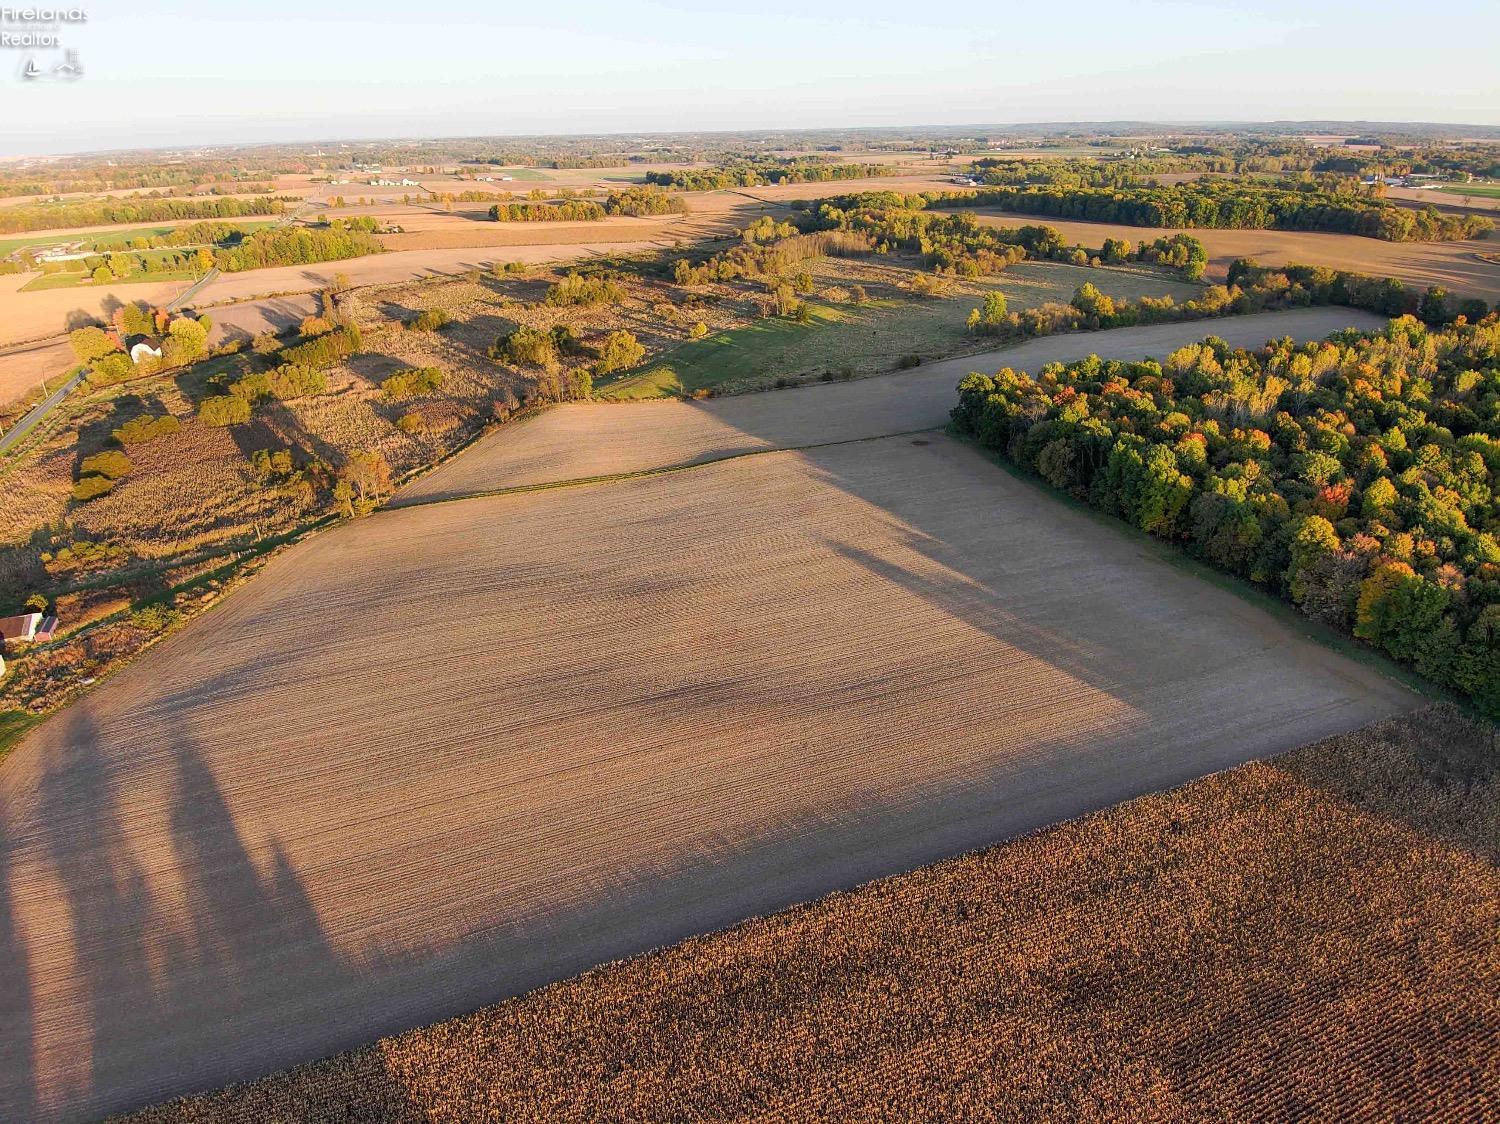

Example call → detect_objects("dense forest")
936 182 1491 242
645 159 895 191
952 316 1500 715
489 200 606 222
0 195 287 235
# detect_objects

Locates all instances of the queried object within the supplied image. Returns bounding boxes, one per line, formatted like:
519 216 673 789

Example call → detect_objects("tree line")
603 187 689 217
941 182 1492 242
0 195 286 235
808 185 1491 243
489 200 606 222
645 159 895 191
952 315 1500 715
964 254 1496 344
212 223 384 272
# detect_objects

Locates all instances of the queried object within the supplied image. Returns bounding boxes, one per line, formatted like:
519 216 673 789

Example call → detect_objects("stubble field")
0 307 1412 1120
120 705 1498 1122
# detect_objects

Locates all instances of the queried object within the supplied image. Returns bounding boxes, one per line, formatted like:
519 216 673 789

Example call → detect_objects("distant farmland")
121 706 1496 1122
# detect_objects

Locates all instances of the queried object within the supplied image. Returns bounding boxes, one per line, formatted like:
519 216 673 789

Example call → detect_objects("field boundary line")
386 425 946 511
949 430 1457 713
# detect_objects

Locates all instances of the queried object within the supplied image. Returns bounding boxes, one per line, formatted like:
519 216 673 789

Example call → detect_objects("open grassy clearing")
1439 183 1500 199
20 269 197 292
399 306 1384 504
0 429 1413 1124
0 709 40 762
119 706 1495 1123
599 260 1203 399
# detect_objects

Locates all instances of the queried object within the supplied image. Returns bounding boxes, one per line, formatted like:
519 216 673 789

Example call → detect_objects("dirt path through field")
0 307 1411 1124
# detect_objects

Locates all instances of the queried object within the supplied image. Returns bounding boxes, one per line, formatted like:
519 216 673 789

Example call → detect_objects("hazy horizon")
3 0 1498 157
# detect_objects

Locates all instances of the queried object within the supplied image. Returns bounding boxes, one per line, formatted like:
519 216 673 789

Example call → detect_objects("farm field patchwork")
0 412 1413 1122
119 705 1497 1122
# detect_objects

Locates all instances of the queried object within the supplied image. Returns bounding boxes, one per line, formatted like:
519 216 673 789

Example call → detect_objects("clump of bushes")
70 476 117 502
71 449 133 501
396 412 425 434
85 351 134 388
897 354 923 369
226 363 327 404
592 330 645 376
381 366 444 399
80 450 132 479
112 413 181 445
544 271 623 307
268 363 327 400
281 323 361 369
130 603 182 632
494 326 562 368
407 308 451 332
198 395 252 426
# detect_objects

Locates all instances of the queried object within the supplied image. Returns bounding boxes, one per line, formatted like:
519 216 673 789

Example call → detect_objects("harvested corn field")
120 706 1500 1123
0 427 1413 1123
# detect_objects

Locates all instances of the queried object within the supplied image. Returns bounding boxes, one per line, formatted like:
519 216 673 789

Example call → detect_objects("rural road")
0 372 83 456
0 307 1413 1124
165 268 220 311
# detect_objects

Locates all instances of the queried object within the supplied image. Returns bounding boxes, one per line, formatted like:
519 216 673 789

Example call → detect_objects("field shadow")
0 707 423 1122
345 351 408 390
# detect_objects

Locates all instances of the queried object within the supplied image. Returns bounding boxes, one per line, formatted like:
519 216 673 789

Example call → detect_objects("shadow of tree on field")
0 809 37 1124
0 702 424 1122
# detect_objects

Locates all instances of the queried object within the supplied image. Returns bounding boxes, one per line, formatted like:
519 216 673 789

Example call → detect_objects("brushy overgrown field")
119 706 1497 1123
599 258 1200 399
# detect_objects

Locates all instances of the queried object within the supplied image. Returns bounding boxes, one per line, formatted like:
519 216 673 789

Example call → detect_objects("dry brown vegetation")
115 705 1497 1123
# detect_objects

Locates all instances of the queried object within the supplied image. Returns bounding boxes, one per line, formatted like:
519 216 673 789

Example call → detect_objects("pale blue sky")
2 0 1497 155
